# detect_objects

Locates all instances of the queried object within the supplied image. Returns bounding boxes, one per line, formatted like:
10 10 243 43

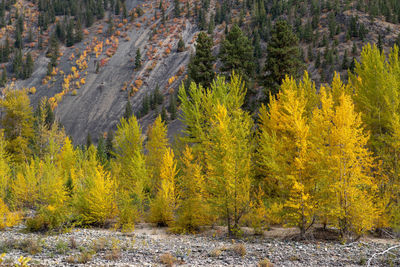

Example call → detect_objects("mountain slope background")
1 0 400 143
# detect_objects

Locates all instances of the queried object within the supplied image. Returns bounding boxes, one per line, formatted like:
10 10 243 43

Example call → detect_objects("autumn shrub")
0 199 21 230
26 204 69 232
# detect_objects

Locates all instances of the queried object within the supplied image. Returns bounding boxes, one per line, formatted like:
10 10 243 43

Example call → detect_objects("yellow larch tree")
149 148 177 226
308 87 336 227
74 146 117 226
327 93 378 239
205 104 253 235
0 131 10 201
145 115 168 196
349 44 399 228
58 137 78 193
0 88 34 164
175 146 209 233
258 75 316 237
113 115 148 228
11 159 40 209
178 73 246 165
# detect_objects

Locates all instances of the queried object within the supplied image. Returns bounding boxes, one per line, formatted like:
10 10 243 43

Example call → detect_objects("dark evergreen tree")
141 93 150 116
135 48 142 69
0 67 6 87
377 34 383 53
86 133 93 149
219 24 255 84
12 49 23 78
342 50 349 70
115 0 120 15
75 19 83 43
177 37 185 52
174 0 180 17
188 32 215 87
96 136 108 166
123 101 133 119
44 101 55 128
66 21 74 47
263 20 303 98
24 52 34 79
161 105 167 122
168 94 177 120
105 129 114 159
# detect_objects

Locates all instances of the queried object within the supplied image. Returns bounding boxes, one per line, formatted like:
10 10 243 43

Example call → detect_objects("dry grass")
77 250 93 264
91 237 108 252
258 258 274 267
69 237 77 249
159 253 177 267
231 243 246 257
20 238 43 255
105 248 121 261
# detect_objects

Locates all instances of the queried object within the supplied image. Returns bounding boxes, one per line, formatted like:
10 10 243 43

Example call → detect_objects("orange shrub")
135 79 143 88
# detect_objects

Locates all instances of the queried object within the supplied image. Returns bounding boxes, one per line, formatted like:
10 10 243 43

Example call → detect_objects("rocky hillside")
1 0 400 143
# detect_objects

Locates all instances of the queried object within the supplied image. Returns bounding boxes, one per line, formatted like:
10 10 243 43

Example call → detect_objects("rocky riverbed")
0 224 398 266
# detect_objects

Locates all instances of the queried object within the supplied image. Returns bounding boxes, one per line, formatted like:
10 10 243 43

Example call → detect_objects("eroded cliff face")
16 0 199 144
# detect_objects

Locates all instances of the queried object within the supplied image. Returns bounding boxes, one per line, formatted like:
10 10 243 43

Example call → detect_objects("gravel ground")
0 224 398 266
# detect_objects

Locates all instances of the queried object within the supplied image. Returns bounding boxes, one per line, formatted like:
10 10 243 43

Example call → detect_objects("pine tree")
105 130 115 159
342 50 349 70
74 19 83 43
263 20 303 98
161 106 167 122
66 21 74 47
174 0 180 17
219 24 255 85
86 133 92 149
377 34 383 53
96 136 108 167
168 94 177 120
188 32 215 87
135 48 141 69
24 52 34 79
177 37 185 52
115 0 121 15
0 67 7 87
123 101 133 119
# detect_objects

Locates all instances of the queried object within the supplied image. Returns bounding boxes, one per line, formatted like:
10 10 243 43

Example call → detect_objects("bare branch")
367 245 400 267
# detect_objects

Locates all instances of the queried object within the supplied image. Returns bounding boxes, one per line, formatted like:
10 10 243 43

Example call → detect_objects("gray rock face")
15 0 198 144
